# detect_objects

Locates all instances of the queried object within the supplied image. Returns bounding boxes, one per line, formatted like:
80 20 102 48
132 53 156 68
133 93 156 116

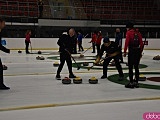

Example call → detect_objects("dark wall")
2 25 160 38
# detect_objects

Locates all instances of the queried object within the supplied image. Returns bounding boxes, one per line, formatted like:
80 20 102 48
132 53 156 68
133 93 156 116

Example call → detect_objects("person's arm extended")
0 43 10 53
94 45 105 64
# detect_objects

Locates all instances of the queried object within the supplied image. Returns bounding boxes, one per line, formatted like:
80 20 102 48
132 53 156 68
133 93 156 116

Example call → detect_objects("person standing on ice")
56 28 77 80
25 30 31 54
89 31 97 53
123 22 143 88
0 18 10 90
77 31 84 52
115 28 123 63
95 31 102 56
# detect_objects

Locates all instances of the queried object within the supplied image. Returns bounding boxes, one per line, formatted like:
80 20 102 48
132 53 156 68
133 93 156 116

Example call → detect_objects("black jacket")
0 32 10 53
57 34 74 53
115 32 122 47
99 41 119 58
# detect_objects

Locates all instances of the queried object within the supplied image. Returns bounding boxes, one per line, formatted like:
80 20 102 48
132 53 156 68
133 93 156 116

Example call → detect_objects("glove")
94 57 100 64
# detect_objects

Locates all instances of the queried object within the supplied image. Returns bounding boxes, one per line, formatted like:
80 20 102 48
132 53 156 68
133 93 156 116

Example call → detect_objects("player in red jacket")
124 22 143 88
96 31 102 56
90 31 97 53
25 30 31 54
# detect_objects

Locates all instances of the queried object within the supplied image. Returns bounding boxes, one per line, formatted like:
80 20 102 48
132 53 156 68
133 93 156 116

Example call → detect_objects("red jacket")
25 34 31 43
91 33 97 43
124 29 143 53
96 35 102 45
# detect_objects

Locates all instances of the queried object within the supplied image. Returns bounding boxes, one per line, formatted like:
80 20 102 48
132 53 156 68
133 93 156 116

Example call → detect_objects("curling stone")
83 62 89 66
139 74 146 81
36 56 45 60
36 56 41 60
40 56 45 60
3 65 8 70
73 77 82 84
80 54 84 58
53 62 59 67
18 50 22 53
89 77 98 84
153 55 160 60
62 77 71 84
38 50 42 54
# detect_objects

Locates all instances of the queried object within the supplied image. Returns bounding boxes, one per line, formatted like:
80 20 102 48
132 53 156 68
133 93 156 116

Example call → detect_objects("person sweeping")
56 28 77 80
94 36 124 80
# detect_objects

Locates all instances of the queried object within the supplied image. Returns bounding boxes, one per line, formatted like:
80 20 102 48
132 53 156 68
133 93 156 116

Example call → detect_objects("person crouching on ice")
94 36 124 80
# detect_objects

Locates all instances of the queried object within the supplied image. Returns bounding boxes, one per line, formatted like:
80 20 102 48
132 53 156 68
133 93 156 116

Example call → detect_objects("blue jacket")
77 34 83 42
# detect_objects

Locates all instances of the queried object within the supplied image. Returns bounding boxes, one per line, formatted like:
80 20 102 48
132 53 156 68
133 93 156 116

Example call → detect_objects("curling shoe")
133 82 139 88
69 74 76 78
101 75 107 79
125 82 135 88
56 74 61 80
0 84 10 90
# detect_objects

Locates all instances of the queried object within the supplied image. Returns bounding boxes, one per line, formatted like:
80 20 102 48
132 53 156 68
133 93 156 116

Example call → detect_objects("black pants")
92 42 95 53
119 47 123 62
128 48 141 83
39 10 43 18
78 41 84 51
0 59 4 86
103 55 124 77
57 53 73 75
73 43 77 54
25 41 30 53
96 44 100 55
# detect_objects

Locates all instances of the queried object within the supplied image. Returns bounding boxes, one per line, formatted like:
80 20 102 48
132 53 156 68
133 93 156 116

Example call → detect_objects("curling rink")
0 49 160 120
